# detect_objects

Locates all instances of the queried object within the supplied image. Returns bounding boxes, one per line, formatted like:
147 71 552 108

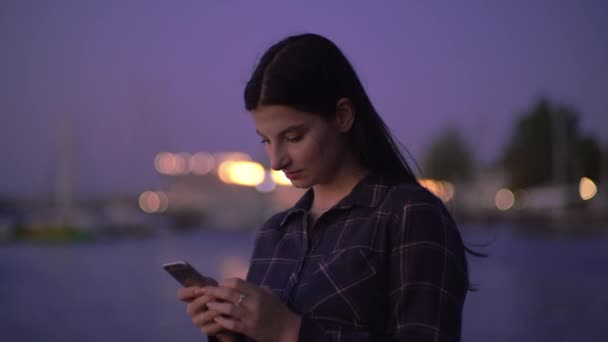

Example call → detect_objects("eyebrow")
256 123 308 138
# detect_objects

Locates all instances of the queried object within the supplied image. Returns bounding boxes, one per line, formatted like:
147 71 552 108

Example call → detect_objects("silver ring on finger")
235 293 246 308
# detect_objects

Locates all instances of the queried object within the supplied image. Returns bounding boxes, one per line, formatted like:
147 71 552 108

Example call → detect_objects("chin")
290 178 313 189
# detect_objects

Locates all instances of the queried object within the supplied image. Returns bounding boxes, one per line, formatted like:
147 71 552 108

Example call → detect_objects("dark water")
1 224 607 342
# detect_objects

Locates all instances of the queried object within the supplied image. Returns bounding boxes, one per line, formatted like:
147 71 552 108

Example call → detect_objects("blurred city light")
418 179 455 202
256 171 277 193
495 188 515 211
190 152 214 175
270 170 292 186
157 191 169 212
139 191 169 213
175 152 192 174
154 152 188 175
213 152 252 165
155 152 177 175
579 177 598 200
218 160 265 186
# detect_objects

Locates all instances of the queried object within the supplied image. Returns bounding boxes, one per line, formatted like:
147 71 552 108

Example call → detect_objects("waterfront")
1 224 607 342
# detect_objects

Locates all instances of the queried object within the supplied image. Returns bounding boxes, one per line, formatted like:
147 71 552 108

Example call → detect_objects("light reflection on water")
1 225 607 342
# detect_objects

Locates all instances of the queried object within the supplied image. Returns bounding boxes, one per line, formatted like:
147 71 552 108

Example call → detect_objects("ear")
334 97 356 133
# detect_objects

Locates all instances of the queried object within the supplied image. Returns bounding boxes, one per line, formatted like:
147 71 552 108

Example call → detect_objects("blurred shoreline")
1 191 605 244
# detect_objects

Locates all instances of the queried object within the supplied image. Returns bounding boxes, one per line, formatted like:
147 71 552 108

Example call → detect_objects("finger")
192 308 222 327
206 301 242 319
186 294 214 316
203 286 245 304
177 286 203 302
214 315 246 335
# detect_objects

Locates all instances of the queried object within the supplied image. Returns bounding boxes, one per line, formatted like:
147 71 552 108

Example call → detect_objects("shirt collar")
280 173 391 227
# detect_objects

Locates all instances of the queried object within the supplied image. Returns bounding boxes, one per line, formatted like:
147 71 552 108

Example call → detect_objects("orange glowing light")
218 160 265 186
270 170 292 186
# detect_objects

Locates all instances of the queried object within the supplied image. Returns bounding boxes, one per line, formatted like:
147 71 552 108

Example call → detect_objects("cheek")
292 134 341 170
290 140 322 166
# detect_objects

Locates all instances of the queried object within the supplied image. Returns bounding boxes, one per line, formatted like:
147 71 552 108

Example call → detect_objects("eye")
286 135 303 143
259 138 270 145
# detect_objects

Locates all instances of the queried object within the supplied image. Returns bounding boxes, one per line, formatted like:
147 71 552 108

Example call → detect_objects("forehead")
251 105 319 135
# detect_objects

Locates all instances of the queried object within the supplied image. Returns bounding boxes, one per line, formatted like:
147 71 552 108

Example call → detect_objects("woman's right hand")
177 286 236 341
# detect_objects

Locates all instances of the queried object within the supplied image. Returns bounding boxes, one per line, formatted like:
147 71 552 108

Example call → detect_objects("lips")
284 170 303 180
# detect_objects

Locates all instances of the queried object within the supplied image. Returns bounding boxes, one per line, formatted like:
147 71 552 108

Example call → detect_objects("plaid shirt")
244 174 468 341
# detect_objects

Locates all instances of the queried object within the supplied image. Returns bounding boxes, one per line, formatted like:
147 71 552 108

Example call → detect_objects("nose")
268 143 290 171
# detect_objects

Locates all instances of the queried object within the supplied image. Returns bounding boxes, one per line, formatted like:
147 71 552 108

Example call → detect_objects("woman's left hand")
202 278 301 342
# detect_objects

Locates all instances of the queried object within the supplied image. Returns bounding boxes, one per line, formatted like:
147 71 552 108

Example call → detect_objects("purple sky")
1 1 607 197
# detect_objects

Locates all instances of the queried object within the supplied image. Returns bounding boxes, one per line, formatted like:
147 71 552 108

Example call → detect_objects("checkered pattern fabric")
243 174 468 341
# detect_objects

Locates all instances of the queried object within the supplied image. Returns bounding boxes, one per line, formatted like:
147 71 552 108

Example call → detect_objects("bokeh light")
175 152 192 174
218 160 265 186
270 170 292 186
419 179 455 203
156 191 169 212
579 177 598 200
139 191 159 213
256 171 277 193
495 188 515 211
190 152 214 175
138 191 169 213
154 152 177 175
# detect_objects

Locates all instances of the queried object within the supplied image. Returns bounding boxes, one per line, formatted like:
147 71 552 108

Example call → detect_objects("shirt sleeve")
386 203 467 342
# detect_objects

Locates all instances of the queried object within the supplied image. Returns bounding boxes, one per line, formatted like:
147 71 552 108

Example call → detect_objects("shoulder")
380 181 447 217
380 182 463 245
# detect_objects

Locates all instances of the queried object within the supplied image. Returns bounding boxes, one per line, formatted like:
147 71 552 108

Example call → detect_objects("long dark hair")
244 33 418 185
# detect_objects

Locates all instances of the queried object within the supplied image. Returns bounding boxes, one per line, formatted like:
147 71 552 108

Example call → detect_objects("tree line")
422 97 604 188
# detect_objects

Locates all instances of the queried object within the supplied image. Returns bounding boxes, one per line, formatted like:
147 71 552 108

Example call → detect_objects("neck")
311 155 368 211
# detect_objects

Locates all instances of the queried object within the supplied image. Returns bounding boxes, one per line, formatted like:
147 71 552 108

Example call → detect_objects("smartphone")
162 260 218 287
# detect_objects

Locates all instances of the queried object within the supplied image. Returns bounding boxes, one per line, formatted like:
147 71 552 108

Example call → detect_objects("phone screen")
162 261 218 287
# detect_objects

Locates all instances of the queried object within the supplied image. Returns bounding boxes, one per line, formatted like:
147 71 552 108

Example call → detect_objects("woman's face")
251 105 346 189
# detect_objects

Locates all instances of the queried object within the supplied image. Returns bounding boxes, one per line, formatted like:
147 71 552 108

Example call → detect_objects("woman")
178 33 471 341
